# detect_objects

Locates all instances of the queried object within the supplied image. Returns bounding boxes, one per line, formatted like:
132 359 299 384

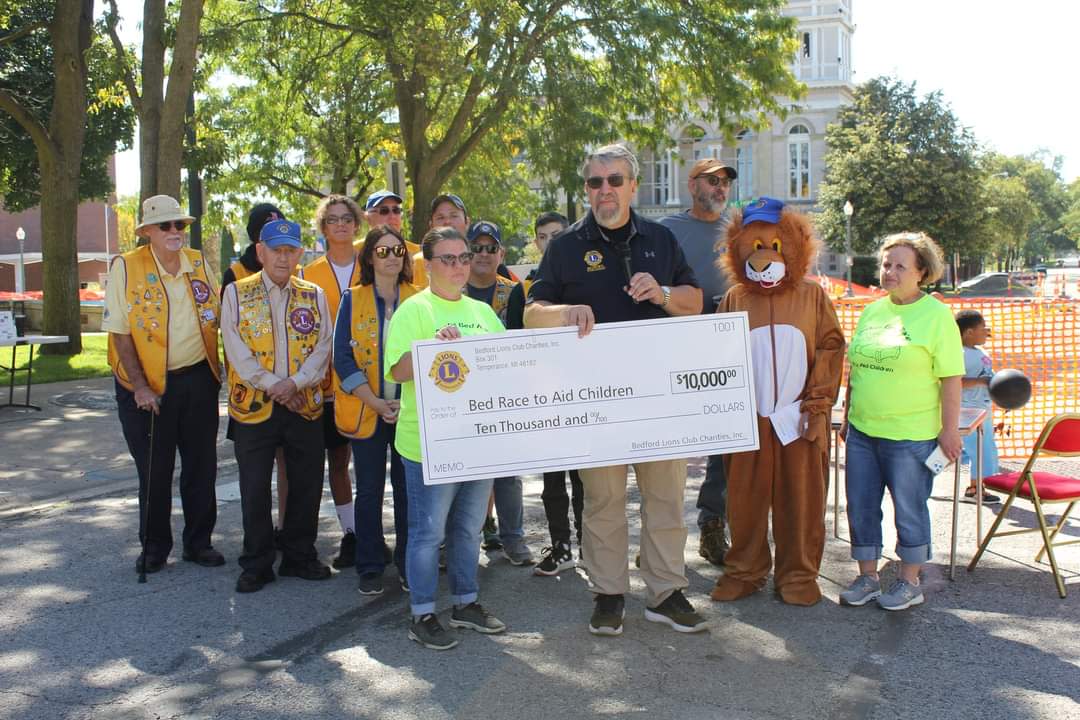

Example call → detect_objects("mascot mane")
718 206 820 294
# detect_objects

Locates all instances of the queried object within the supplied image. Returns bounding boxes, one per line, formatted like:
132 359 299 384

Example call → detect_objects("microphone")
614 241 637 303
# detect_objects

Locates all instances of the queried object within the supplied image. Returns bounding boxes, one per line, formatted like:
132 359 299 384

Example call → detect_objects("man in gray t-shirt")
658 158 737 566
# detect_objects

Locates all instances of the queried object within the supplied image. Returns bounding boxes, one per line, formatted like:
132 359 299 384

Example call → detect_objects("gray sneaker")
408 613 458 650
644 589 708 633
448 602 506 634
839 574 881 606
502 541 535 566
877 580 925 611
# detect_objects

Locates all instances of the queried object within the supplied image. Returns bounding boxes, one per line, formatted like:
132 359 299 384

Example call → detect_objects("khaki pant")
579 459 688 606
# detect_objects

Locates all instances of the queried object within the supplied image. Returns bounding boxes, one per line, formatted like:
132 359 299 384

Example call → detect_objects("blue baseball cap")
259 220 303 248
365 189 403 211
742 197 784 226
467 220 502 245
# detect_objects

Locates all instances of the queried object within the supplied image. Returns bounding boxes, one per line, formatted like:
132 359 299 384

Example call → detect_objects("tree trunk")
406 156 440 245
40 0 93 356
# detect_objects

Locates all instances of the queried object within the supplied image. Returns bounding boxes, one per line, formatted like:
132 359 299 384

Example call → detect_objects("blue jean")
845 425 936 564
961 412 999 478
403 458 493 617
695 454 727 528
351 419 407 577
493 476 524 544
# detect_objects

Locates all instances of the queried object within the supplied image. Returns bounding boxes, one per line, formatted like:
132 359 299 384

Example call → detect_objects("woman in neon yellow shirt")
839 232 963 611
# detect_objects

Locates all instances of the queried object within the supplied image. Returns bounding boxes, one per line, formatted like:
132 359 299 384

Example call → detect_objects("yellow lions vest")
334 282 418 439
107 246 221 396
227 273 324 423
300 255 361 396
229 259 254 282
490 275 517 324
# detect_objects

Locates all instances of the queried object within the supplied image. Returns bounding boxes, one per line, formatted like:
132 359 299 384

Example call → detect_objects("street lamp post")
15 226 26 294
843 200 854 297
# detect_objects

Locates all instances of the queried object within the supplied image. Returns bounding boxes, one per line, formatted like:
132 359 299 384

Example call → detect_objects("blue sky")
108 1 1079 196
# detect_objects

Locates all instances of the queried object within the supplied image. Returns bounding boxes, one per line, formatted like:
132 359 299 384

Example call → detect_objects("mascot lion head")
719 197 819 295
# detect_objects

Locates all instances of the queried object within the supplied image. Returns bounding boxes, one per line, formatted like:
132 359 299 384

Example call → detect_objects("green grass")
5 332 112 385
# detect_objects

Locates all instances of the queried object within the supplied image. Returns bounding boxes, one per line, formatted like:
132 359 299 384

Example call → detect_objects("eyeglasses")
433 252 473 266
701 175 732 188
374 244 408 258
158 221 188 231
324 214 355 226
470 243 500 255
586 174 627 189
372 206 403 216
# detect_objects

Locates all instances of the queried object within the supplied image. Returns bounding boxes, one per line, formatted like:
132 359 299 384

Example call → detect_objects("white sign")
412 313 760 485
0 311 16 342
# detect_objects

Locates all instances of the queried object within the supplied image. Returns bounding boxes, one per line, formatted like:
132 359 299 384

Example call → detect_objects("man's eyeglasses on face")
470 243 500 255
158 221 188 232
586 174 626 189
373 206 403 216
374 244 408 259
433 252 473 266
324 214 355 226
701 175 732 188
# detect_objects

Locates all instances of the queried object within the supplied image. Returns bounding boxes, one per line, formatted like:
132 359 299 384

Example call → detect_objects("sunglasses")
433 252 473 266
324 214 355 226
373 206 403 216
374 244 408 258
586 174 626 189
158 221 188 232
701 175 732 188
470 243 500 255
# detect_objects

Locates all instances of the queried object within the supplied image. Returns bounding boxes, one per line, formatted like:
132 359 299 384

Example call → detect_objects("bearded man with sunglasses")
104 195 224 574
659 159 739 569
525 144 706 637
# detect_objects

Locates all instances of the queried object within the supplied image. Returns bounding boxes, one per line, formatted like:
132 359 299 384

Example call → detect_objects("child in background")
956 310 1000 503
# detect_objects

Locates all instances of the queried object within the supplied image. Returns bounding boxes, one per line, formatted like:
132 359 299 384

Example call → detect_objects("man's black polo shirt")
527 210 699 324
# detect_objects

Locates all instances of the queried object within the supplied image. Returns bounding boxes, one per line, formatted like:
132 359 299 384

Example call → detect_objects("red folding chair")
967 414 1080 598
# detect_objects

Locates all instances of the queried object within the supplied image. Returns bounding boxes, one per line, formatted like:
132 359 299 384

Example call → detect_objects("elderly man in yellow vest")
222 220 334 593
104 194 224 575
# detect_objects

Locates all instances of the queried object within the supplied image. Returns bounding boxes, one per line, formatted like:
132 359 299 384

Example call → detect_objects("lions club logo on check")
584 250 605 272
429 351 469 392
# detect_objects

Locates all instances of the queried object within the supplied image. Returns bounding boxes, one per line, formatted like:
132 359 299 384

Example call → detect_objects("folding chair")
967 413 1080 598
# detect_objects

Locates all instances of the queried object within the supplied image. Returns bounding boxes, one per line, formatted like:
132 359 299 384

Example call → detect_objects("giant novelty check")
412 313 760 485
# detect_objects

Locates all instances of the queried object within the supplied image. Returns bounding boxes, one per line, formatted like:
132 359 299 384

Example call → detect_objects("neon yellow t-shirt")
384 288 505 462
847 294 964 441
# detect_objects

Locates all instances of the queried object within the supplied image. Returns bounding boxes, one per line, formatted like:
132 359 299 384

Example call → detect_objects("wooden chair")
967 413 1080 598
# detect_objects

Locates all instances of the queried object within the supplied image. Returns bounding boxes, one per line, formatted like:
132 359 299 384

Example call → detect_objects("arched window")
735 129 754 203
788 124 811 199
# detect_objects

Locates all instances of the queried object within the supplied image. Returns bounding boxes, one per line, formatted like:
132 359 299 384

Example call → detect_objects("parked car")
951 272 1035 297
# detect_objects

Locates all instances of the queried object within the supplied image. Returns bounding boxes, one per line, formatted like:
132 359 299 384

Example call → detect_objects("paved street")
1 377 1078 719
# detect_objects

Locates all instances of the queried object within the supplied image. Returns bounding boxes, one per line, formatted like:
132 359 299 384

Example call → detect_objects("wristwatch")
660 285 671 308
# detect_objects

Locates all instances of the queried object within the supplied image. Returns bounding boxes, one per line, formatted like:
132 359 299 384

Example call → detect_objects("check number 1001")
670 367 743 393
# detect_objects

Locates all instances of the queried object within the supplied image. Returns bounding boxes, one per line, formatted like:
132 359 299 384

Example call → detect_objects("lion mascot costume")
710 197 845 606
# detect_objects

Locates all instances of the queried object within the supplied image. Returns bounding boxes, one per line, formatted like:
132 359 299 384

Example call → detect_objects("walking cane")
138 410 155 584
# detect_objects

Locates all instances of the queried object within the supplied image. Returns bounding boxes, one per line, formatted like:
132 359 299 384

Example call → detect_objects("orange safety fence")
832 297 1080 459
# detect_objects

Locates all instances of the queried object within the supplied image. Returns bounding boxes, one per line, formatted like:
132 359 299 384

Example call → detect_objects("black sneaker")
357 573 384 596
408 613 459 650
589 593 625 636
644 589 707 633
399 574 410 592
333 531 356 569
533 542 575 576
481 516 502 550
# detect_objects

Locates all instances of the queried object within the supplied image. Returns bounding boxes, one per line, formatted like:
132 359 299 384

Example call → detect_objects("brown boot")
698 518 729 567
710 574 762 602
776 581 823 606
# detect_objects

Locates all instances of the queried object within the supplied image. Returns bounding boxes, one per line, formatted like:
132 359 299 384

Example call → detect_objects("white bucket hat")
135 195 196 232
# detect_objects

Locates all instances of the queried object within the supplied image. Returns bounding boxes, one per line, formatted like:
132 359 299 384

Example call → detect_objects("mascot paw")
776 582 822 607
710 575 762 602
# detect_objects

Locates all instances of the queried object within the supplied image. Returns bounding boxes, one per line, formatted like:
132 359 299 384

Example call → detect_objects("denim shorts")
845 424 937 564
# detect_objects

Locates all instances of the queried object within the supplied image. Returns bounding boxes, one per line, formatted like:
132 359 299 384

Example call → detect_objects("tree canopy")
816 76 986 262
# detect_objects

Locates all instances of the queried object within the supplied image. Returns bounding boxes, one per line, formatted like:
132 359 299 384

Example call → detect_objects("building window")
788 124 811 199
639 153 669 206
735 130 753 203
802 32 811 59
